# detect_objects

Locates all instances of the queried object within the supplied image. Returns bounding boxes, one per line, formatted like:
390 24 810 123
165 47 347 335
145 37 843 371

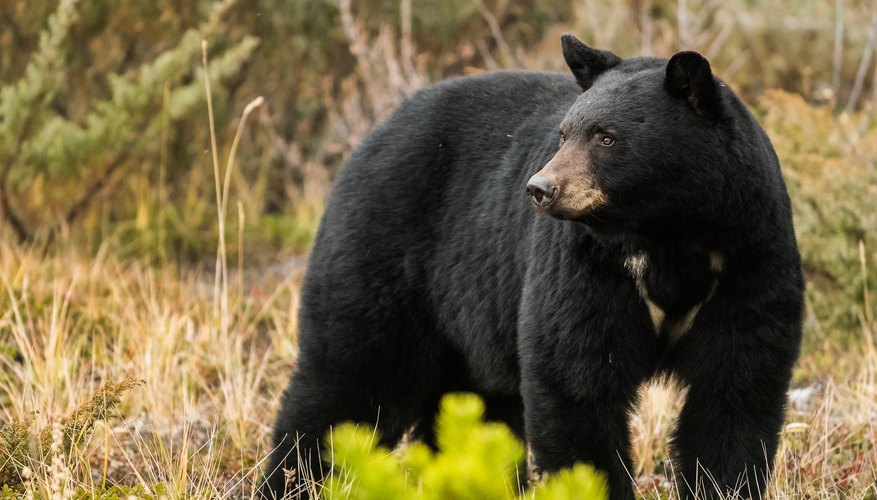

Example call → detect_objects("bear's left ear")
665 51 721 118
561 33 622 91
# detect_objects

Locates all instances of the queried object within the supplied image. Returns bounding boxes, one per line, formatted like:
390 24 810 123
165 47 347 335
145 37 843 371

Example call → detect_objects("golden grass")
0 235 304 496
0 235 875 498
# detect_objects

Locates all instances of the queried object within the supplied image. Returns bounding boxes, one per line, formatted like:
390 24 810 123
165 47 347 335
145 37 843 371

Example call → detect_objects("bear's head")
527 34 737 238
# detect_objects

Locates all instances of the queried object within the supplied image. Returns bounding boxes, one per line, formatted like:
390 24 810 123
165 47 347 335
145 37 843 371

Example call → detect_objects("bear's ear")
665 51 721 118
561 33 622 91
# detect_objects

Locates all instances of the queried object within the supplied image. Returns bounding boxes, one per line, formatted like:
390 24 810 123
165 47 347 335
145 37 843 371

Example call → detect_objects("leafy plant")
324 393 608 500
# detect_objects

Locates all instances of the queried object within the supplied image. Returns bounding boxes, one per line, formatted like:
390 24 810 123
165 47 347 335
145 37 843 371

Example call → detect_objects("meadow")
1 0 876 497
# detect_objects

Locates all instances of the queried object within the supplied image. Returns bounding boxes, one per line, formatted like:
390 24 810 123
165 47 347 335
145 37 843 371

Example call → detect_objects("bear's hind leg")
261 335 448 498
261 365 389 498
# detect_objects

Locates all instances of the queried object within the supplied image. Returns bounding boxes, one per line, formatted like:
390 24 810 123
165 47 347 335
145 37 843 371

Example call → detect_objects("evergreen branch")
0 0 79 241
0 113 34 242
57 34 259 230
62 140 135 227
0 0 258 238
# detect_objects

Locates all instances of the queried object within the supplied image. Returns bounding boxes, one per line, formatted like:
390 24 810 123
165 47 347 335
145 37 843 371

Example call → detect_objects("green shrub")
759 90 877 349
324 393 608 500
0 0 256 245
0 378 143 492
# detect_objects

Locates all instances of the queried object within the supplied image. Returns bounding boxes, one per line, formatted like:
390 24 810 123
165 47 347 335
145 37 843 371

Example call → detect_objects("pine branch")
0 0 80 241
0 0 257 239
0 119 32 242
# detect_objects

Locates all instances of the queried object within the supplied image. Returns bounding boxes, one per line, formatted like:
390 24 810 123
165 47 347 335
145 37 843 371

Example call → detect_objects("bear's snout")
526 175 557 208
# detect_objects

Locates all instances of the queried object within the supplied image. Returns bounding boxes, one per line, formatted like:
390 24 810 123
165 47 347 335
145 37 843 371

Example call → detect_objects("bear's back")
299 71 583 383
313 71 582 261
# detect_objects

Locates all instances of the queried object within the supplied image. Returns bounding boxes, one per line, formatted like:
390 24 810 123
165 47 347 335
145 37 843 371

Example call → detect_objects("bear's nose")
526 175 557 208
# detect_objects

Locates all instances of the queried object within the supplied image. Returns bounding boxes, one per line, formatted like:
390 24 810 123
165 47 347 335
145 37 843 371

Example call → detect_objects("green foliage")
0 378 142 491
324 393 608 500
326 425 412 499
0 0 256 243
257 211 323 254
759 90 877 348
530 464 611 500
0 420 30 490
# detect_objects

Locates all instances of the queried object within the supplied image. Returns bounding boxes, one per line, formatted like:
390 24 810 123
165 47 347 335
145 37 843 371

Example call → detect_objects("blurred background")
1 0 876 496
3 0 875 347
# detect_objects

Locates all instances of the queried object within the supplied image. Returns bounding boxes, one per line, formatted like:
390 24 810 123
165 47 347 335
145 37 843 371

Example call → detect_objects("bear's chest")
624 249 723 345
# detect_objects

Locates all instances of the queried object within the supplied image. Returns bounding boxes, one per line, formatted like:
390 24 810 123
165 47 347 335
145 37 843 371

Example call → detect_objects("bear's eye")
599 134 616 147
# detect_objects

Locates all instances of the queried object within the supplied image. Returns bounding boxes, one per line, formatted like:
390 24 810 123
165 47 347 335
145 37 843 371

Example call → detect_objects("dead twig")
473 0 518 68
832 0 845 102
846 18 877 114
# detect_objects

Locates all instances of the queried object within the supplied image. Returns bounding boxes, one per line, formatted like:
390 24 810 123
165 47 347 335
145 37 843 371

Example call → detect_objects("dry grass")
0 237 305 496
0 233 874 498
629 349 877 498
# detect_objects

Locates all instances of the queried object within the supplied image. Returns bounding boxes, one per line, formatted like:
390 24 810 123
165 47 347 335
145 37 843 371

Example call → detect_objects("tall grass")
0 234 304 496
0 231 875 497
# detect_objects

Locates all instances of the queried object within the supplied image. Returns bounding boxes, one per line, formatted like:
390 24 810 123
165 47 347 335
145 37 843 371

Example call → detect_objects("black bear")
262 34 803 500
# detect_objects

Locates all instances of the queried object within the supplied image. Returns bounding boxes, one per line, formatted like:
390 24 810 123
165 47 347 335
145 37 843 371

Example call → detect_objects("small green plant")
0 377 143 492
324 393 608 500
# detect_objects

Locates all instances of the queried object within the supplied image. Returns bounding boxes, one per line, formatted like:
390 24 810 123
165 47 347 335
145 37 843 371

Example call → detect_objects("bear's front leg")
665 277 803 500
521 375 639 500
518 276 657 500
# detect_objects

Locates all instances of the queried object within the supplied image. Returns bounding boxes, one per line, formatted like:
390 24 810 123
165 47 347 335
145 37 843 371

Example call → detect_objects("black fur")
262 36 803 500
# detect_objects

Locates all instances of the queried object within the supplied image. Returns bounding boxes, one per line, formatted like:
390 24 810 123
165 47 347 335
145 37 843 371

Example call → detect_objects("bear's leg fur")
261 309 451 498
262 362 447 497
664 282 801 500
522 377 641 500
518 261 658 500
671 379 788 500
483 393 526 441
262 365 384 498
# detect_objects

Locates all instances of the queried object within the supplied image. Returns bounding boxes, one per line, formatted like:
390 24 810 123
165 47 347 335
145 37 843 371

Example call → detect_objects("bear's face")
527 35 728 236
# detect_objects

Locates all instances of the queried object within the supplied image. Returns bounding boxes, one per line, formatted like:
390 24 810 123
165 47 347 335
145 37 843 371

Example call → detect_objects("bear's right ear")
561 34 622 91
665 51 721 118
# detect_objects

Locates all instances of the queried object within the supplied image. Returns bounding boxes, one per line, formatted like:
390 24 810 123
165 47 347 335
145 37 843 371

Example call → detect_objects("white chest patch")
623 251 722 346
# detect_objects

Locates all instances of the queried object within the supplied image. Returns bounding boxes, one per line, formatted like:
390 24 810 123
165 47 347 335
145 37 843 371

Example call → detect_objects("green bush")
0 0 256 245
0 378 143 492
324 393 608 500
759 90 877 349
